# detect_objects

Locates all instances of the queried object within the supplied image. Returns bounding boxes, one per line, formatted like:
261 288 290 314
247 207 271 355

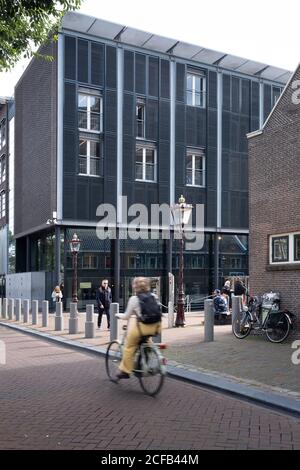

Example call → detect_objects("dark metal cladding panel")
206 189 217 227
77 39 89 83
105 90 117 133
124 50 134 92
232 77 240 113
104 134 117 181
158 141 170 185
146 99 158 141
241 79 250 115
123 93 135 136
106 46 117 89
135 53 146 95
64 82 77 129
160 59 170 99
222 74 231 111
63 129 77 174
77 179 90 220
123 136 135 182
159 100 170 142
91 42 104 86
148 56 159 97
90 179 104 219
208 71 217 109
63 175 77 219
264 84 272 121
175 103 185 144
175 144 185 188
64 35 76 80
176 63 185 102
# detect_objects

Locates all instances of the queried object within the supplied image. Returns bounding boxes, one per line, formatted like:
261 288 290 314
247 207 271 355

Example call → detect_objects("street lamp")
171 195 193 327
69 233 81 303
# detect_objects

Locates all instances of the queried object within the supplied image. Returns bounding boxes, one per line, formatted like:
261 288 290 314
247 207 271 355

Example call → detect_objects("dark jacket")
234 281 246 296
213 295 228 313
96 287 112 310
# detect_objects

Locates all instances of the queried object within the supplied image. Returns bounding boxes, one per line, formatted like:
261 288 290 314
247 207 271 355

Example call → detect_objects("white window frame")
79 138 101 178
186 151 206 188
0 191 5 219
0 120 6 149
136 99 146 139
0 155 5 184
78 92 103 134
269 231 300 265
186 71 206 108
135 146 157 183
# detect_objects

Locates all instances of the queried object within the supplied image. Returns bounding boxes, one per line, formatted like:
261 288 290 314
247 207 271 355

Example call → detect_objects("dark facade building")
14 12 291 309
248 63 300 318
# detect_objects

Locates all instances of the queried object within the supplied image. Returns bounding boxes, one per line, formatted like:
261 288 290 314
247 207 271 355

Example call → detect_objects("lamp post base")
175 301 185 327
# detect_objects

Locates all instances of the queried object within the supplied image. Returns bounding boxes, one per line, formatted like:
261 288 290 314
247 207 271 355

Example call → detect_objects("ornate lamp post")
171 195 193 327
69 233 81 303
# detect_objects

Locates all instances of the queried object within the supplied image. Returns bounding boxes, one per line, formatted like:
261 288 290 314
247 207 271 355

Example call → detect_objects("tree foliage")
0 0 82 70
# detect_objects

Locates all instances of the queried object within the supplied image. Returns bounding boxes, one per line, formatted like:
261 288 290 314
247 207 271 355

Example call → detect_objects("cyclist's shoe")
117 371 130 380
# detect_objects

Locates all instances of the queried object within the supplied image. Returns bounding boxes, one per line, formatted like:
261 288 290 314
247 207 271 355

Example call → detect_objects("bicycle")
232 293 295 343
105 321 167 396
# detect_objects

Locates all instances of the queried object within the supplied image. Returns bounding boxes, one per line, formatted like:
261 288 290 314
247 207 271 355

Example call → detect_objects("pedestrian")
221 280 232 308
96 279 112 329
51 285 63 311
234 277 247 304
115 277 162 379
213 289 228 323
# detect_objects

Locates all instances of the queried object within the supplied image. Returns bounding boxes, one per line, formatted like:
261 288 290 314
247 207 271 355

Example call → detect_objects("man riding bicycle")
116 277 162 380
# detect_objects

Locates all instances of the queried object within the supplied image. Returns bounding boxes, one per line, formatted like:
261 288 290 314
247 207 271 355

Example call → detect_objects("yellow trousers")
120 320 161 374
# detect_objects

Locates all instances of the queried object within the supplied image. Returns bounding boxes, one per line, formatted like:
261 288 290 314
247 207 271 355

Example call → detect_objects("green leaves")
0 0 82 70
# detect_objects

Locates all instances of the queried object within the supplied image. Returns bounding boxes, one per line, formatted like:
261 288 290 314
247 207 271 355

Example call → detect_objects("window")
0 155 5 184
136 99 145 138
186 71 206 108
272 236 289 263
186 150 205 187
79 138 101 176
0 191 5 219
272 87 282 108
78 91 102 132
0 120 6 149
294 235 300 261
82 254 98 269
135 145 156 182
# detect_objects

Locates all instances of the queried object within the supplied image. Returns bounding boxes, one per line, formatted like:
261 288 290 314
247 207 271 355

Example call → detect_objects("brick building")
248 63 300 317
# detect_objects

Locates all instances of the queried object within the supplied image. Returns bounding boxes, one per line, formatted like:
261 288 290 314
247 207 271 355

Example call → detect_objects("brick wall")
248 65 300 327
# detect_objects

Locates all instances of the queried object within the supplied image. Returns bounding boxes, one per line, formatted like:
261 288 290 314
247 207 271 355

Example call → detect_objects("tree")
0 0 82 71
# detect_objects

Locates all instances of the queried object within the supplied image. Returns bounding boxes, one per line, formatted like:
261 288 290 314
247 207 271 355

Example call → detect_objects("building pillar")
113 232 120 304
170 59 176 208
259 80 264 129
55 225 61 286
217 70 223 230
214 233 220 291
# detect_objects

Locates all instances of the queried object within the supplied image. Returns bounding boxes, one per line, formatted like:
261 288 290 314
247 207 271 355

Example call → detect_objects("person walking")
96 279 112 329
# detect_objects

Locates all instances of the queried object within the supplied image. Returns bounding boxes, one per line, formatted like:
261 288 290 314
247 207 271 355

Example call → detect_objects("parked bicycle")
105 322 167 396
232 292 296 343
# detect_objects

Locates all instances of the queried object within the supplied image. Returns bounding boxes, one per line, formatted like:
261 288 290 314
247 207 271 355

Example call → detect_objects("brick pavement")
1 326 300 450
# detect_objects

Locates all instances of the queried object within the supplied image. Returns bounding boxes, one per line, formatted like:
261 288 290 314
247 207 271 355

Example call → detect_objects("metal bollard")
23 300 30 323
85 304 95 338
110 303 119 342
168 301 174 328
69 303 78 334
1 298 8 319
204 299 214 342
42 300 49 327
31 300 39 325
15 299 22 321
55 302 64 331
8 299 14 320
232 295 242 328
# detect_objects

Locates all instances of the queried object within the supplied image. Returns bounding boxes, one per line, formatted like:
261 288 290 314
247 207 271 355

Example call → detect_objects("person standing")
51 285 63 312
221 280 232 308
234 277 247 304
96 280 112 329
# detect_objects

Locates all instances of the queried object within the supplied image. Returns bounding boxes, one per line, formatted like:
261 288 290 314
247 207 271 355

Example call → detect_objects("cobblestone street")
1 326 300 450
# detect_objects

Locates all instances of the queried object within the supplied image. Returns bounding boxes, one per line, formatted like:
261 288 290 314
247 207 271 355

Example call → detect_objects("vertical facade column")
55 225 61 286
214 234 220 290
216 70 223 230
26 236 30 272
56 33 64 222
259 80 264 129
169 59 176 209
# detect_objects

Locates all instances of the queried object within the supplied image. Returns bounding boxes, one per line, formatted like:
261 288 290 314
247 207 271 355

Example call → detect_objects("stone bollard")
69 303 79 334
15 299 22 321
2 298 8 319
55 302 64 331
8 299 14 320
85 304 95 339
204 299 214 342
110 303 119 342
23 300 30 323
42 301 49 327
168 301 174 328
31 300 39 325
232 295 242 328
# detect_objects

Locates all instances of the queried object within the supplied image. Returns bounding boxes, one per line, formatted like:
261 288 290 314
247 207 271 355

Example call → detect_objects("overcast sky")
1 0 299 96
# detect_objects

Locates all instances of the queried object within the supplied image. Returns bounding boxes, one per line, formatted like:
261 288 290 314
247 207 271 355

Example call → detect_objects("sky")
1 0 299 97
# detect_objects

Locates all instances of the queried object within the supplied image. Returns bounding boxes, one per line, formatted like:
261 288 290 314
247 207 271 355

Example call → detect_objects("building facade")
248 63 300 318
14 12 291 309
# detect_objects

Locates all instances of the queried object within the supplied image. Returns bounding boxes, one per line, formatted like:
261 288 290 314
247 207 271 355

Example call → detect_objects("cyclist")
115 277 162 380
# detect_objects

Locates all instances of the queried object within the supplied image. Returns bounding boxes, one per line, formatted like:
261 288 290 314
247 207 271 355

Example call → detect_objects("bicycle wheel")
136 346 165 397
105 341 122 382
265 313 290 343
232 312 252 339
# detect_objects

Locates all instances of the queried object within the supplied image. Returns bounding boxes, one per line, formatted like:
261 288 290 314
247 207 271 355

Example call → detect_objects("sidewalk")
1 310 299 409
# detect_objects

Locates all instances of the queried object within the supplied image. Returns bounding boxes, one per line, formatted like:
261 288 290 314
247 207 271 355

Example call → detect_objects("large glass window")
272 87 282 108
186 150 205 187
186 71 206 108
0 191 6 218
79 138 101 176
78 92 102 132
135 145 156 182
272 236 289 263
136 99 145 138
294 235 300 261
0 119 6 148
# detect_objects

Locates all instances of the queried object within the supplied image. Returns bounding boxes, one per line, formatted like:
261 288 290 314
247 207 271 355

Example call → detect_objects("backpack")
214 295 227 313
137 293 162 324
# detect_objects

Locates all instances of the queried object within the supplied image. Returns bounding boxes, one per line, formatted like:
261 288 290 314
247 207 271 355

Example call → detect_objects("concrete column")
8 299 14 320
85 304 95 339
2 298 8 319
69 302 78 334
55 225 61 287
0 298 2 317
214 233 220 290
23 300 30 323
204 299 214 342
55 302 63 331
31 300 39 325
42 300 49 327
168 301 174 328
217 70 223 229
110 303 119 342
15 299 21 321
232 295 242 327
